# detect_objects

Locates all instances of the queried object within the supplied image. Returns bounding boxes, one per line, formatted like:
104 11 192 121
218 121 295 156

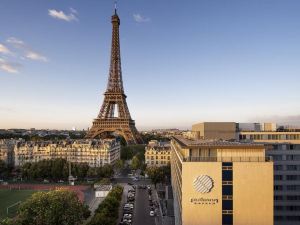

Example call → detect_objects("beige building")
192 122 237 140
0 139 19 166
145 140 171 167
171 136 273 225
14 139 120 167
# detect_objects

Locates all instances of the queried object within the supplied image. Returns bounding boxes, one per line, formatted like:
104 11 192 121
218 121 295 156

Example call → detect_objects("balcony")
183 156 272 162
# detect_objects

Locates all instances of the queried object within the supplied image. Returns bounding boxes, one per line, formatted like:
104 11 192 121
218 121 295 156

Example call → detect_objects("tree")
15 189 90 225
0 160 9 179
146 166 165 187
114 159 124 171
88 185 123 225
131 155 141 170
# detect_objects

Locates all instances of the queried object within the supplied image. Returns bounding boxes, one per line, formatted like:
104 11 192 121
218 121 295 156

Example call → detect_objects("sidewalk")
152 185 175 225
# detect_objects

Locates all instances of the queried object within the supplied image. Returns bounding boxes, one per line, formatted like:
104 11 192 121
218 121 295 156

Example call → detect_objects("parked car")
122 218 132 225
123 213 132 219
150 210 155 216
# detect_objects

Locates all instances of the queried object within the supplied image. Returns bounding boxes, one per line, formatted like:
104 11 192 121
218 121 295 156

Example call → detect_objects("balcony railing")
183 156 272 162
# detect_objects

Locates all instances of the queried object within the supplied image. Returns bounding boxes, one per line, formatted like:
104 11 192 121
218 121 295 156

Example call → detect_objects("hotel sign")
193 175 214 193
191 175 219 205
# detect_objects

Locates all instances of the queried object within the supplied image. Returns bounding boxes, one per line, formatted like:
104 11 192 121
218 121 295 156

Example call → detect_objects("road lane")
133 188 155 225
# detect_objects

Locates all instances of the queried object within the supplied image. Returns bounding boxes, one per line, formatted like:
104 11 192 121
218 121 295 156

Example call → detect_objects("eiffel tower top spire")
106 1 123 93
114 0 117 15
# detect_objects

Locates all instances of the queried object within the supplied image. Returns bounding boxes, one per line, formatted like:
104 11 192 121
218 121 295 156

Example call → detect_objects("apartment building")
0 139 19 166
14 139 120 167
239 131 300 224
145 140 171 167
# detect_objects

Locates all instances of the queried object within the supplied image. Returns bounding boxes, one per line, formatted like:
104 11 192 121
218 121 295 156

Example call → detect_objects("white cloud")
26 52 48 62
0 58 20 74
48 9 78 22
7 37 24 46
0 44 11 55
6 37 48 62
133 14 150 23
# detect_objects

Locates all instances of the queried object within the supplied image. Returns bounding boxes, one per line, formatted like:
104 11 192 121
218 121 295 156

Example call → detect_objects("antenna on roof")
114 0 117 14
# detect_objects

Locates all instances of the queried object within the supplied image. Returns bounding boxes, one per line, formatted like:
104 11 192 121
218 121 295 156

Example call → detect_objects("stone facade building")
145 140 171 167
14 139 120 167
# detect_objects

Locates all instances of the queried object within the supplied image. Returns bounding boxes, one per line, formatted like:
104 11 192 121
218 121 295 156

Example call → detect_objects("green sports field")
0 189 38 219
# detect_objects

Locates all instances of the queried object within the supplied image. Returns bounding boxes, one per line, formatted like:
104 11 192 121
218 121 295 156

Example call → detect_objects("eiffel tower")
86 7 143 144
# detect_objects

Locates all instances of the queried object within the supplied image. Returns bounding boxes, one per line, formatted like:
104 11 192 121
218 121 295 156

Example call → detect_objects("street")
133 188 155 225
116 167 156 225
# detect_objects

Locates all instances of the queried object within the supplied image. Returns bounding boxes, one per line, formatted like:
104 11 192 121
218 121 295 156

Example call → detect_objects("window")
274 216 284 221
274 175 283 180
274 185 283 191
286 216 300 221
274 165 283 171
286 206 300 211
287 185 300 191
271 155 283 161
286 165 300 171
274 196 283 201
286 155 300 160
286 175 300 180
286 195 300 201
274 206 283 210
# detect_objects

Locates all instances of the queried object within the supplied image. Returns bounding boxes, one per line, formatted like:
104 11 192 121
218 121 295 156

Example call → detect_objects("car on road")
124 203 134 209
123 213 132 219
132 177 139 181
127 182 133 186
122 218 132 225
150 210 155 216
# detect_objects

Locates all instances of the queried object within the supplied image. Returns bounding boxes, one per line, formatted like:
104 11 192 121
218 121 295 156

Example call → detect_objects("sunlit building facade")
14 139 120 167
0 139 18 166
171 135 273 225
145 140 171 167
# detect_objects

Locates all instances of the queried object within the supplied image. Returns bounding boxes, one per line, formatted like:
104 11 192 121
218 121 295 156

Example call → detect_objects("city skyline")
1 0 300 130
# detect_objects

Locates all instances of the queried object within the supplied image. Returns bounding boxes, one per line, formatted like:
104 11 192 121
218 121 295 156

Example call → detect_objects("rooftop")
172 136 264 148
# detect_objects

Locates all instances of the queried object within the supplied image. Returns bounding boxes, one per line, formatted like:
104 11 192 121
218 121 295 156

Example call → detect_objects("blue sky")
1 0 300 130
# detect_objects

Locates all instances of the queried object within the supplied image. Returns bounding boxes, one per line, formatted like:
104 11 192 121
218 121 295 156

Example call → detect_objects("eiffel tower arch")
86 8 143 144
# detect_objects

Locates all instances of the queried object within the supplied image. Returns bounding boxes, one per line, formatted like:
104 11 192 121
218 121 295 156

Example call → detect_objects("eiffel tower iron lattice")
86 9 143 144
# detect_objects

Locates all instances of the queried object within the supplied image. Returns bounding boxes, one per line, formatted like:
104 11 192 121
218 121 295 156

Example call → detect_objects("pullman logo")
193 175 214 193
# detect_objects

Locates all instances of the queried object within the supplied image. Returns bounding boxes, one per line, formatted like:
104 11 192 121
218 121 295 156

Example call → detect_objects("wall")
233 162 273 225
181 162 222 225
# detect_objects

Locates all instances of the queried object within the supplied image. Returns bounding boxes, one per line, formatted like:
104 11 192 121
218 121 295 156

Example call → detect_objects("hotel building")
145 140 171 167
171 135 273 225
191 122 300 224
14 139 120 167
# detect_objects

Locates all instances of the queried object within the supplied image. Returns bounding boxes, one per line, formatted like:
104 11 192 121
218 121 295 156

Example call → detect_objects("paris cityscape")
1 1 300 225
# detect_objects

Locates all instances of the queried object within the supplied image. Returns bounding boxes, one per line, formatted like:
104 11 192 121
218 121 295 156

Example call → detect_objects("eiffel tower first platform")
86 8 143 144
